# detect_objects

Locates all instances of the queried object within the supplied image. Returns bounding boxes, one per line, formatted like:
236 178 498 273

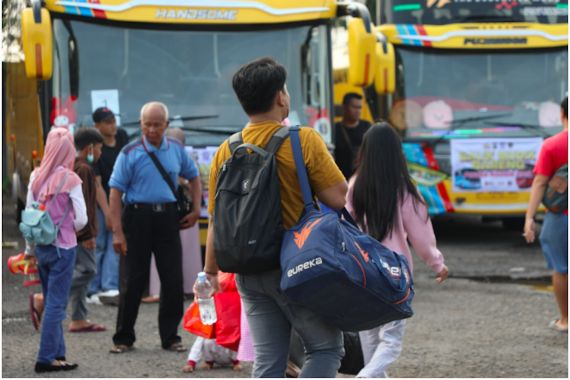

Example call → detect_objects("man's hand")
81 238 96 250
436 265 449 284
113 231 128 256
197 272 219 296
180 210 200 230
523 218 536 243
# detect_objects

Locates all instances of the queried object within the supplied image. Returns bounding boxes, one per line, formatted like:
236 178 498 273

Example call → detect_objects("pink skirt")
237 300 255 362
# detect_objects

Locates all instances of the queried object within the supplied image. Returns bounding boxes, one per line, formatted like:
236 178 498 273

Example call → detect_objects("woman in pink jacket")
26 128 87 373
346 122 449 378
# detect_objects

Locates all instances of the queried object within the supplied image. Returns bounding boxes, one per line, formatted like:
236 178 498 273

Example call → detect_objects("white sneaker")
99 289 119 297
86 294 102 305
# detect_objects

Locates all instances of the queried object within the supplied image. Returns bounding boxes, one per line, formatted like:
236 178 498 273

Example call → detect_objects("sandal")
165 342 186 352
549 319 568 332
109 344 134 354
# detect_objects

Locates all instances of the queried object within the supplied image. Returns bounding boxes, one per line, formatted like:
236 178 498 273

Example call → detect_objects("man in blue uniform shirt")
108 101 201 354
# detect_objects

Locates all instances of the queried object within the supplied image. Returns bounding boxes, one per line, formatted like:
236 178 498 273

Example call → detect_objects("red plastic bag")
214 290 241 351
183 272 241 350
183 301 215 339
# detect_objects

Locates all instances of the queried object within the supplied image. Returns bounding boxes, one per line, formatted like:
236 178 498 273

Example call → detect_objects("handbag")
280 126 414 331
146 150 193 221
19 172 71 246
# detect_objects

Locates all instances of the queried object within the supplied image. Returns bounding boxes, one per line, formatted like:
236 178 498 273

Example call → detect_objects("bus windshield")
383 0 568 25
51 18 332 146
389 46 568 135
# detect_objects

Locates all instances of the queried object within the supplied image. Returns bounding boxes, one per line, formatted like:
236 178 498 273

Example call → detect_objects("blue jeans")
35 245 76 364
236 270 344 378
89 207 119 293
539 212 568 274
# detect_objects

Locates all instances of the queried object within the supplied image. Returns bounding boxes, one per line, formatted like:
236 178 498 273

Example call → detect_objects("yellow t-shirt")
208 121 345 229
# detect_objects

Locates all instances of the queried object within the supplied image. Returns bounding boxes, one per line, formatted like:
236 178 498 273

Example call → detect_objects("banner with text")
451 138 543 193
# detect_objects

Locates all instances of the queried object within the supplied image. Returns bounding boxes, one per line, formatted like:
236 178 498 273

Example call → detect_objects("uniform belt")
128 202 177 212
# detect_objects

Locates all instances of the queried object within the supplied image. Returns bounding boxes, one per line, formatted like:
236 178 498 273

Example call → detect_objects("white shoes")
98 289 119 297
98 289 120 306
86 294 102 305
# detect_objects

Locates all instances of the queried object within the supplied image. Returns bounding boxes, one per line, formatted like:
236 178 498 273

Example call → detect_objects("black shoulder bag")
146 151 193 221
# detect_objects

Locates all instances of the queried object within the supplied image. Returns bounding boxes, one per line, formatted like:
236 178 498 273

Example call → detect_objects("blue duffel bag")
280 126 414 332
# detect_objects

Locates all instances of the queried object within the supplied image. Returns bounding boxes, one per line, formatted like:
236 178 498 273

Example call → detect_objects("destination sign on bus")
388 0 568 25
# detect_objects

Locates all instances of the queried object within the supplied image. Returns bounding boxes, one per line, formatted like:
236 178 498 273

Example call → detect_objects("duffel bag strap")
341 208 359 228
289 126 315 213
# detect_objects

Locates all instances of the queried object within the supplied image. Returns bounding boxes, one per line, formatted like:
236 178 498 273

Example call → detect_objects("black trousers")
112 205 183 348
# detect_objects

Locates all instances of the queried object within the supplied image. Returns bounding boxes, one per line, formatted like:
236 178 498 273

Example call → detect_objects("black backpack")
213 126 290 274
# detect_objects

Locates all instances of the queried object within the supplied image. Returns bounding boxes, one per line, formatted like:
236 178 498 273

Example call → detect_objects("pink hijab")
31 127 82 201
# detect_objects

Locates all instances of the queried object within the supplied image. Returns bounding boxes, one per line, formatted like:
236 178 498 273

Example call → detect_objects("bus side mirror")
347 18 376 87
374 41 396 94
21 5 53 79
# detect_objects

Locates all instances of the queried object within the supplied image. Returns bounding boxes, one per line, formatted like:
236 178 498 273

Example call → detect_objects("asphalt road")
2 196 567 378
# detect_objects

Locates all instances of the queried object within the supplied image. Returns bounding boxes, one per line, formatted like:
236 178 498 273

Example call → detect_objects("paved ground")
2 195 568 377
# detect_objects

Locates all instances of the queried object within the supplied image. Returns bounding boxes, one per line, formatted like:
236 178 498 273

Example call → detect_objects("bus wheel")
502 217 525 232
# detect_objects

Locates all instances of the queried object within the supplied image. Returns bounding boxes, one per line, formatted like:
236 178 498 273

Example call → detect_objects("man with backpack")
202 57 348 377
524 96 568 332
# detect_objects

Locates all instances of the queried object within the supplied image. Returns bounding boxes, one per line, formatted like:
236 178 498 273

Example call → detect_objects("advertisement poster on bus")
185 146 218 217
451 138 543 192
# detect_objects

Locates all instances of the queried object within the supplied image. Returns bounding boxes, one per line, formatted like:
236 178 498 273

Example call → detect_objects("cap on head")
92 107 115 123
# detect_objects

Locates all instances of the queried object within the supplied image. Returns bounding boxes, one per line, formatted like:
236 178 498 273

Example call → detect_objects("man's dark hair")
561 96 568 119
232 57 287 115
342 92 363 106
74 127 103 150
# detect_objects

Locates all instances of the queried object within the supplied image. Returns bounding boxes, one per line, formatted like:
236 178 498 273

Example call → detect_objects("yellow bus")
6 0 377 245
368 0 567 229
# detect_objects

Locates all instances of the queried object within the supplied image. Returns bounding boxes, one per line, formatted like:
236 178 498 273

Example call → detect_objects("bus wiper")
448 113 512 129
121 114 219 127
483 121 550 137
127 124 241 139
424 113 512 147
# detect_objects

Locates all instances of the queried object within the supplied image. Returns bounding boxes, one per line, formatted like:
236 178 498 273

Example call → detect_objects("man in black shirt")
334 93 371 179
88 107 129 305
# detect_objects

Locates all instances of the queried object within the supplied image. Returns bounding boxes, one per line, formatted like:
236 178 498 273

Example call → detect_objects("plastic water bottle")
194 272 217 325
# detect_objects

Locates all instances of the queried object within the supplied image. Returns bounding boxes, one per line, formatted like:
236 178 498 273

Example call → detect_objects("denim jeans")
539 212 568 274
89 207 119 293
35 245 76 364
357 319 406 378
236 270 344 378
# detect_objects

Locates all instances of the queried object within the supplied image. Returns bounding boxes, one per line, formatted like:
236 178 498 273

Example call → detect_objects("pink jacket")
346 177 445 274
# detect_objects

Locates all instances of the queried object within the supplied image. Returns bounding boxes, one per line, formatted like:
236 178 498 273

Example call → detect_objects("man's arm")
316 181 348 211
110 188 127 255
179 176 202 229
95 176 112 230
523 174 549 243
200 217 219 295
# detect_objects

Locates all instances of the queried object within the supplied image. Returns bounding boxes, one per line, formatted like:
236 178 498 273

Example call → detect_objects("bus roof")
45 0 337 24
378 23 568 49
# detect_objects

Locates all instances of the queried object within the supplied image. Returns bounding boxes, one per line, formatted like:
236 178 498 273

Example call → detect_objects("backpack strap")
228 132 243 154
44 172 70 208
289 126 315 213
264 126 291 154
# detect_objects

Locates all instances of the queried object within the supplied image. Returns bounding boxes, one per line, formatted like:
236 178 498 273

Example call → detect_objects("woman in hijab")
26 127 87 373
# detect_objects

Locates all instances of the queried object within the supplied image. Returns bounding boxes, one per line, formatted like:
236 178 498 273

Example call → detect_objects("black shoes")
34 360 78 373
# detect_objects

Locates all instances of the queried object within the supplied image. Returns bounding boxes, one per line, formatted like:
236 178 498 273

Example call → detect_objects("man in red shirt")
524 96 568 332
